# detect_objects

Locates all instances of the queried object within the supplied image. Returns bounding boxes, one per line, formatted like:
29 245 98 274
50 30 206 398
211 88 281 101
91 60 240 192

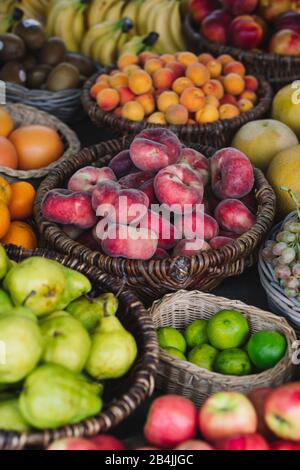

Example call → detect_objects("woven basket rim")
149 289 297 383
0 246 159 450
5 82 82 99
0 103 80 179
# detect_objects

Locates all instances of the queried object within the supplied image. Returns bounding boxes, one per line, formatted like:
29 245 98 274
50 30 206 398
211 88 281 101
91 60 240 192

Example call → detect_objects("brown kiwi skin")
38 37 66 67
65 52 95 77
0 33 26 61
0 61 27 85
46 62 80 91
27 64 51 89
14 19 47 51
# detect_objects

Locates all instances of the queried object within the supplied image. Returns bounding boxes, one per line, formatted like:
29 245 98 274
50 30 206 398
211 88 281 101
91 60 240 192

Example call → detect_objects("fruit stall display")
184 0 300 84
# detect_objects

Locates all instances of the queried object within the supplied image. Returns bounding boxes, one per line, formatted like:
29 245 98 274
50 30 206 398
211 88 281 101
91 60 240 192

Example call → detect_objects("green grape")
279 247 296 265
284 288 298 298
272 242 287 256
293 263 300 277
275 265 291 280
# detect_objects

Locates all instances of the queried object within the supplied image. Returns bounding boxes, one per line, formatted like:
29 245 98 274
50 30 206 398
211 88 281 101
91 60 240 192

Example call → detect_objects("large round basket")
34 136 276 302
259 212 300 337
0 246 159 450
0 103 80 185
81 72 273 147
149 290 297 407
183 14 300 89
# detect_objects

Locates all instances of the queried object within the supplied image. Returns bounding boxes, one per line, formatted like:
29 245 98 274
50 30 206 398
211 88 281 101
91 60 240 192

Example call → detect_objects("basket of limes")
149 290 296 406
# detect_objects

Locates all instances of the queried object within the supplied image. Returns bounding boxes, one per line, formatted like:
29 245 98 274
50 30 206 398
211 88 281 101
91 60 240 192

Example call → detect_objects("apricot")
118 85 135 105
180 86 205 113
147 112 167 124
177 51 198 67
96 74 110 84
90 81 108 98
188 118 196 125
206 59 222 78
136 93 155 115
196 105 220 124
237 98 253 112
157 90 179 112
153 68 175 89
139 51 158 64
220 94 238 106
205 95 220 107
217 54 234 65
172 76 193 95
202 79 224 100
160 53 176 64
186 63 210 86
109 72 128 88
165 104 189 125
223 73 245 95
128 70 152 95
244 75 259 91
117 53 139 70
198 53 214 65
219 103 240 119
166 61 186 79
123 64 140 75
96 88 120 111
144 58 164 75
223 60 246 76
114 106 123 118
240 90 257 103
122 101 145 121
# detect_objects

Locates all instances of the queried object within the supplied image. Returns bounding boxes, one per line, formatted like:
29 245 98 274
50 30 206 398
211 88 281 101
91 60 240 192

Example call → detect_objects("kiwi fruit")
46 62 80 91
0 61 26 85
0 33 25 61
27 64 51 89
65 52 95 77
22 54 37 71
14 19 47 51
39 37 66 67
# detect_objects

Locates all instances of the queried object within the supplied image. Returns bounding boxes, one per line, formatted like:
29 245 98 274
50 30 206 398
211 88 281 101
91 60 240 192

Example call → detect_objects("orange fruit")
8 182 36 220
0 176 12 205
0 201 10 238
0 136 18 169
0 221 37 250
0 107 13 137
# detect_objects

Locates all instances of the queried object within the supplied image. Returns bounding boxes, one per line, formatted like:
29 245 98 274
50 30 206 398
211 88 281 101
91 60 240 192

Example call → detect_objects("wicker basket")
149 290 297 406
34 135 276 302
81 72 273 147
259 211 300 337
0 103 80 185
183 14 300 89
0 245 159 450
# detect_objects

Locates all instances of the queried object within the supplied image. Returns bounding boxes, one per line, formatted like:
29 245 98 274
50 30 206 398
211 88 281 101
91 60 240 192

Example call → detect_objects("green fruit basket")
149 290 297 407
0 246 159 450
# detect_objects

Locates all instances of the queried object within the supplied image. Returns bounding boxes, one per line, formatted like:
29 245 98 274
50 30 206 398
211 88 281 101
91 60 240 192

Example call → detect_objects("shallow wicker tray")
0 103 80 185
34 135 276 302
81 71 273 147
0 245 159 450
259 211 300 337
149 290 297 406
184 14 300 89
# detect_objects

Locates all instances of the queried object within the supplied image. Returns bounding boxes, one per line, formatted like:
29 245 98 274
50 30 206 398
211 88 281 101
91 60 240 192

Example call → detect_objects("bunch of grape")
262 218 300 300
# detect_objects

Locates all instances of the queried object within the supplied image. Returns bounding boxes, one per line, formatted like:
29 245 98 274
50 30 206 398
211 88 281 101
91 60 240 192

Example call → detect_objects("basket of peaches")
81 50 272 148
34 127 276 301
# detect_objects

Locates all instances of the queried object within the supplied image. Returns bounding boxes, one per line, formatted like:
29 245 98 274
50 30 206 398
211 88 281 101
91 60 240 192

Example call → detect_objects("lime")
214 348 252 376
247 331 287 370
207 310 249 350
188 344 218 371
164 347 187 361
184 319 208 349
157 327 186 353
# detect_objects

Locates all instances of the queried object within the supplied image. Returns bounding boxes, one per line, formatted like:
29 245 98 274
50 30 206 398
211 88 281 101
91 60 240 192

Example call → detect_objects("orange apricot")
122 101 145 121
202 79 224 99
144 58 164 75
90 81 109 99
223 73 245 95
198 53 214 65
180 86 205 113
186 63 210 86
172 76 193 94
123 64 140 75
153 68 175 89
240 90 257 103
109 72 128 88
220 94 238 106
114 106 123 118
237 98 254 112
244 75 259 91
96 88 120 111
165 104 189 125
205 95 220 107
128 70 152 95
117 53 139 70
177 51 198 67
223 60 246 76
147 112 167 124
217 54 234 65
196 105 220 124
160 53 176 64
139 51 158 64
206 59 222 78
118 85 135 105
96 74 110 84
136 93 155 115
157 90 179 113
219 103 240 120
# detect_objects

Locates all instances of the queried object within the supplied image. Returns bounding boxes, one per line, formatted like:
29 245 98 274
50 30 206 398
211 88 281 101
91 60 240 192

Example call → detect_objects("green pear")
3 257 66 317
0 289 13 312
85 316 137 380
56 266 92 310
19 364 102 429
67 293 118 333
39 311 91 373
0 313 43 384
0 397 30 432
0 245 9 280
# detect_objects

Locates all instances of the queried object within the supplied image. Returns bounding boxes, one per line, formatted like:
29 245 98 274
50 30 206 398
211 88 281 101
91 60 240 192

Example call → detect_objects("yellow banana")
46 0 72 36
152 0 179 53
105 0 126 22
169 0 186 51
138 0 154 34
145 0 166 34
55 3 79 51
81 20 117 57
0 0 16 15
87 0 114 27
92 30 120 65
73 5 85 45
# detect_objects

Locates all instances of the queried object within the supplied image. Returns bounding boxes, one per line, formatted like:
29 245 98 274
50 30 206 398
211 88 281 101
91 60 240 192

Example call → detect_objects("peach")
96 88 120 111
214 199 256 234
240 90 257 103
139 210 179 249
91 435 126 450
96 74 110 84
114 106 123 118
172 77 194 95
165 104 189 125
173 239 211 257
166 61 186 79
223 73 245 95
157 91 179 113
220 94 238 106
201 10 232 44
136 93 155 115
186 63 210 87
144 58 164 75
130 128 181 171
177 52 198 67
101 224 158 260
122 101 145 121
177 212 219 241
154 163 204 213
211 147 254 199
109 72 128 88
48 438 98 451
109 150 138 178
180 147 210 184
42 189 97 229
123 64 140 75
139 51 158 64
128 70 152 95
244 75 259 91
138 178 157 204
219 230 240 239
117 85 135 105
195 105 220 124
219 103 240 119
223 0 258 15
270 28 300 55
202 79 224 99
188 118 197 125
223 61 246 76
210 236 234 249
217 54 234 65
160 53 176 64
147 112 167 124
91 180 120 212
109 188 149 225
119 171 154 190
205 95 220 107
153 247 169 259
68 166 116 193
229 15 264 50
117 53 138 70
198 53 214 65
90 81 109 98
180 87 205 113
206 60 222 78
153 68 176 90
238 98 254 112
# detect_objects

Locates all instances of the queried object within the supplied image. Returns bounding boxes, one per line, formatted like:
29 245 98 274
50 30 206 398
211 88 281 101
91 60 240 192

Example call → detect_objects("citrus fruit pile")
158 309 287 376
90 50 259 125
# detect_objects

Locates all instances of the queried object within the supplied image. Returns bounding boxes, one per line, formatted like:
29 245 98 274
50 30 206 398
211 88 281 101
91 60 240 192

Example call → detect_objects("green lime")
207 309 249 350
157 327 186 353
184 319 208 349
164 347 187 361
247 331 287 370
214 348 252 376
188 344 218 371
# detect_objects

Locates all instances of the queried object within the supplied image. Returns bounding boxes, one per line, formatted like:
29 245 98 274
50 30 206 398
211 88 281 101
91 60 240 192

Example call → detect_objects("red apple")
90 435 125 450
229 15 264 50
201 9 232 44
247 388 273 437
269 29 300 56
48 438 98 450
222 0 258 15
190 0 221 23
271 440 300 450
215 433 269 450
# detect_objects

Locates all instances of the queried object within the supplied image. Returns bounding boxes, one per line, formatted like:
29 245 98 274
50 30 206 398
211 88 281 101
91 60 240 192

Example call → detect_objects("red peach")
153 247 169 259
229 15 264 50
119 170 154 189
244 75 259 91
109 150 139 178
214 199 256 234
139 210 179 250
210 236 234 249
215 433 269 451
180 147 210 184
177 212 219 241
106 188 149 225
153 68 176 89
48 438 98 450
96 88 120 111
68 166 116 193
173 239 211 256
174 440 214 450
269 29 300 56
139 178 158 204
271 441 300 451
222 0 258 15
166 61 186 79
190 0 220 23
275 11 300 35
90 435 125 450
91 180 121 212
117 85 135 105
201 9 232 44
248 388 273 438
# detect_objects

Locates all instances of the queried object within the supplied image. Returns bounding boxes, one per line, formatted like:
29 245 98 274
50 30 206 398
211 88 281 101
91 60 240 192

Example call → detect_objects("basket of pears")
0 245 158 450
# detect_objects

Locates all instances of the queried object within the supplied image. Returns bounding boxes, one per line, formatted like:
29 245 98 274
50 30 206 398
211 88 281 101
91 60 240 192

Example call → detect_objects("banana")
0 12 10 33
118 31 159 55
0 0 16 16
145 0 166 34
122 0 142 33
46 0 72 37
81 20 117 57
138 0 154 34
73 5 85 45
92 31 117 65
169 0 186 51
151 0 179 53
87 0 114 27
105 0 126 22
55 5 78 51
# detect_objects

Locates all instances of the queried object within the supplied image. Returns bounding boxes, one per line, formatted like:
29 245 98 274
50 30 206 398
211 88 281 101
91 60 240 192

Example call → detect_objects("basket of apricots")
0 175 38 250
82 50 272 147
0 104 80 184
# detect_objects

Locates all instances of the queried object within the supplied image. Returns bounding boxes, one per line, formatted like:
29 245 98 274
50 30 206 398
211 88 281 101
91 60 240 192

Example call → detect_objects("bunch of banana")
0 0 17 15
0 4 22 33
46 0 89 52
18 0 50 22
118 31 159 56
87 0 127 28
82 17 134 66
